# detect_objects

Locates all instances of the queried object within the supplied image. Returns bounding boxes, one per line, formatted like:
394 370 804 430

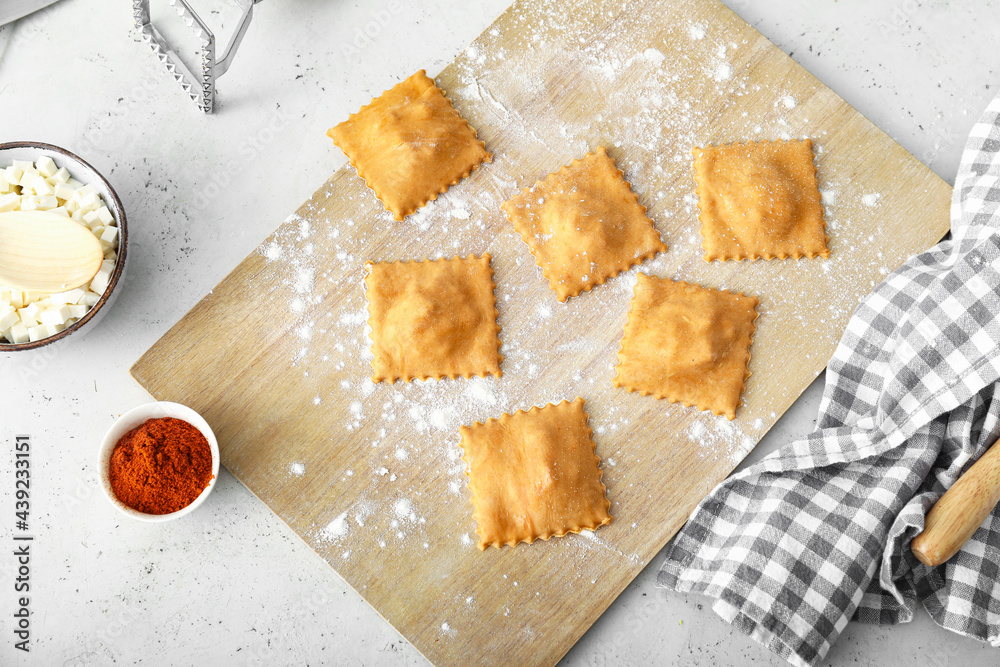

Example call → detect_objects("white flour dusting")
394 498 414 518
319 513 349 541
642 47 666 65
713 62 733 82
289 462 305 477
862 193 881 207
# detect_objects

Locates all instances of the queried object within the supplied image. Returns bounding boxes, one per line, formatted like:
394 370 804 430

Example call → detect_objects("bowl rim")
0 141 129 352
98 401 220 522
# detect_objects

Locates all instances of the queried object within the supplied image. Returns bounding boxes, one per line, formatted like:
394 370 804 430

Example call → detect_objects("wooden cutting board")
131 0 952 664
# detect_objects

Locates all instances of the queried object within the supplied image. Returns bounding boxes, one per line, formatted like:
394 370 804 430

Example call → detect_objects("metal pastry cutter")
132 0 263 113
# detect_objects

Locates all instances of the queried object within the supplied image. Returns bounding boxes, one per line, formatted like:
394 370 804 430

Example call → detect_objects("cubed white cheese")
6 322 29 344
95 206 114 225
40 305 71 326
50 288 85 305
78 191 101 212
35 156 57 178
26 324 46 342
0 157 116 344
22 291 47 303
17 167 38 187
43 322 65 337
49 167 71 184
0 192 19 212
5 165 23 184
54 182 76 201
89 268 111 295
31 177 54 196
21 302 42 321
0 306 18 331
36 195 59 210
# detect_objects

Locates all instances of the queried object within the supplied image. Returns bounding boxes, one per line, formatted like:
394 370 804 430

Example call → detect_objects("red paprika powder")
109 417 214 515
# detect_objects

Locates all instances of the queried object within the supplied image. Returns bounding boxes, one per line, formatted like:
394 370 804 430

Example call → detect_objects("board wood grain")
131 0 952 664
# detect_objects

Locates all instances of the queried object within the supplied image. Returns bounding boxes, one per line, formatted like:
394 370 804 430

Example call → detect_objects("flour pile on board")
319 513 349 541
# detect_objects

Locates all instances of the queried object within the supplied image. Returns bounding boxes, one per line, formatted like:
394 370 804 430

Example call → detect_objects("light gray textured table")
0 1 997 664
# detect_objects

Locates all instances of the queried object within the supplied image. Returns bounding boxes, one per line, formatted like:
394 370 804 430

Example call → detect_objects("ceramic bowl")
0 141 129 351
98 401 220 522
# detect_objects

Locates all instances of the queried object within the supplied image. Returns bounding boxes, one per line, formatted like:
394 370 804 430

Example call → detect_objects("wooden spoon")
911 436 1000 567
0 210 103 292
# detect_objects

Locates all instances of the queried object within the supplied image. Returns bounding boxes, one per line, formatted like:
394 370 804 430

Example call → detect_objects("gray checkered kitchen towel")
658 94 1000 666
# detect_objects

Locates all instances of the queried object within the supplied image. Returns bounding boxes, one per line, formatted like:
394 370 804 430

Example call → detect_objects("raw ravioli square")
693 139 829 261
365 255 501 382
501 146 667 301
614 275 758 420
328 70 490 221
459 398 612 549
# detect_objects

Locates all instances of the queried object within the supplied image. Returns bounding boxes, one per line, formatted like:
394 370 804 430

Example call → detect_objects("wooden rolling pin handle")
911 437 1000 567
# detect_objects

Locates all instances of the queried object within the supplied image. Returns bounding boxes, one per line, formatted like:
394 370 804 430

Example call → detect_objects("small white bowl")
98 401 220 522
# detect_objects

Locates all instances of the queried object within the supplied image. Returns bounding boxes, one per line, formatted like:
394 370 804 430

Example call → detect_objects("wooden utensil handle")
911 437 1000 567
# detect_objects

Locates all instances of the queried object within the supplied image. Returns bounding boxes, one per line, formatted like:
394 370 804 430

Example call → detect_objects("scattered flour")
467 378 498 405
779 95 797 109
289 462 305 476
319 513 349 541
862 193 881 207
642 47 666 65
394 498 414 518
713 62 733 82
688 23 706 40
